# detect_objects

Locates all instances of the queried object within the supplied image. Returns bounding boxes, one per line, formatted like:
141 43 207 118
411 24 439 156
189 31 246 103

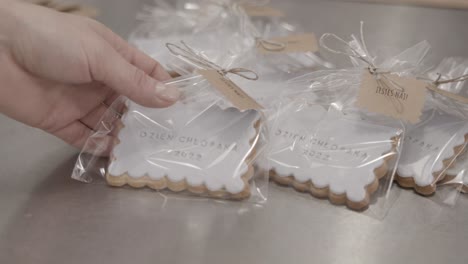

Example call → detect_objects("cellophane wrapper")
241 15 335 76
72 71 276 204
256 38 432 217
420 57 468 206
128 0 256 75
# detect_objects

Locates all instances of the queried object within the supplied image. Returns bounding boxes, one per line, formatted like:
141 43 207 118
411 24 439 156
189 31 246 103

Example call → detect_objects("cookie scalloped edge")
105 108 262 200
395 133 468 196
269 137 399 211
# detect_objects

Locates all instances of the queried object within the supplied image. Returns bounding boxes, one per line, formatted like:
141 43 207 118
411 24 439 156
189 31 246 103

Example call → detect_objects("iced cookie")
395 110 468 195
106 101 261 199
264 104 399 210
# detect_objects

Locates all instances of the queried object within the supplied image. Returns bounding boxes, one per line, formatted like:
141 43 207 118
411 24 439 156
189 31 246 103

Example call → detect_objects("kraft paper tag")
257 33 318 54
241 4 285 17
356 71 427 123
198 70 263 111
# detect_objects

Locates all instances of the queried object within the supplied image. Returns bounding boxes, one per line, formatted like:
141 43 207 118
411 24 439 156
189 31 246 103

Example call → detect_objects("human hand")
0 1 179 150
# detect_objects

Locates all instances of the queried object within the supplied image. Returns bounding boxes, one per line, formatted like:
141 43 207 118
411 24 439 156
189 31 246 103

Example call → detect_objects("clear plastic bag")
164 40 295 113
237 13 334 78
257 30 433 216
405 57 468 204
396 109 468 196
317 26 462 205
129 0 331 81
257 73 402 215
72 72 271 203
129 0 256 75
440 149 468 195
395 57 468 198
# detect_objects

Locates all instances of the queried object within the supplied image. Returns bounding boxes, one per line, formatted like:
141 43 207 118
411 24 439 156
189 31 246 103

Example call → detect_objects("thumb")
90 43 180 108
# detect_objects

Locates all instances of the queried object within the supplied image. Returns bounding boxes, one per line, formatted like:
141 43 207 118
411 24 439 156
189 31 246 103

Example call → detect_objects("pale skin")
0 0 180 151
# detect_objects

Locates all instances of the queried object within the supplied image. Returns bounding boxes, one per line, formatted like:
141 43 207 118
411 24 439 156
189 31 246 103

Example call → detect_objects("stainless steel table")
1 1 467 263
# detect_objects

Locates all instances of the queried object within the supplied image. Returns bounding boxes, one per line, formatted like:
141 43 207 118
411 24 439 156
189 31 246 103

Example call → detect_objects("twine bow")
320 22 468 114
319 23 396 81
427 73 468 104
434 73 468 86
256 37 287 52
320 22 407 113
166 41 259 80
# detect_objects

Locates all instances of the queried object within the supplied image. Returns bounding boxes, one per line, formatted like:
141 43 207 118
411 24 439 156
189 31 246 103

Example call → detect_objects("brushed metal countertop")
1 1 467 263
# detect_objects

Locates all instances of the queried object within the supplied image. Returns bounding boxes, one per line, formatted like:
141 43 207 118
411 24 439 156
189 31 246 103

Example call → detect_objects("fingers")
89 20 172 81
103 92 120 107
53 120 113 156
78 102 121 157
86 20 178 107
80 94 123 131
79 103 109 130
52 121 93 149
84 133 114 157
123 44 172 81
89 41 179 108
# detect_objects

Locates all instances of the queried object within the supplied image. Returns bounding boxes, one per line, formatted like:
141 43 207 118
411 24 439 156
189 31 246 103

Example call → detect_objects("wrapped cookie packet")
256 27 434 214
409 57 468 205
282 27 468 212
72 38 294 203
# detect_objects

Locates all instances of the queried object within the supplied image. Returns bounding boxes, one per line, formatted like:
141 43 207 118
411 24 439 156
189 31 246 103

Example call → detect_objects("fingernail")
155 83 180 102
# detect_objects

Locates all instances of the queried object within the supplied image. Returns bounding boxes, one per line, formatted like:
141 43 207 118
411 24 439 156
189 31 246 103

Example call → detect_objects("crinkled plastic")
261 98 402 214
257 78 401 215
256 36 434 216
415 57 468 205
129 0 256 75
317 34 468 207
130 0 333 80
439 149 468 197
396 109 467 197
238 13 334 78
72 72 271 203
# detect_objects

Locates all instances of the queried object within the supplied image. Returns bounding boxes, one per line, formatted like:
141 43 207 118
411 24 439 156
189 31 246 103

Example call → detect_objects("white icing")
397 110 468 187
262 103 398 203
108 101 260 194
